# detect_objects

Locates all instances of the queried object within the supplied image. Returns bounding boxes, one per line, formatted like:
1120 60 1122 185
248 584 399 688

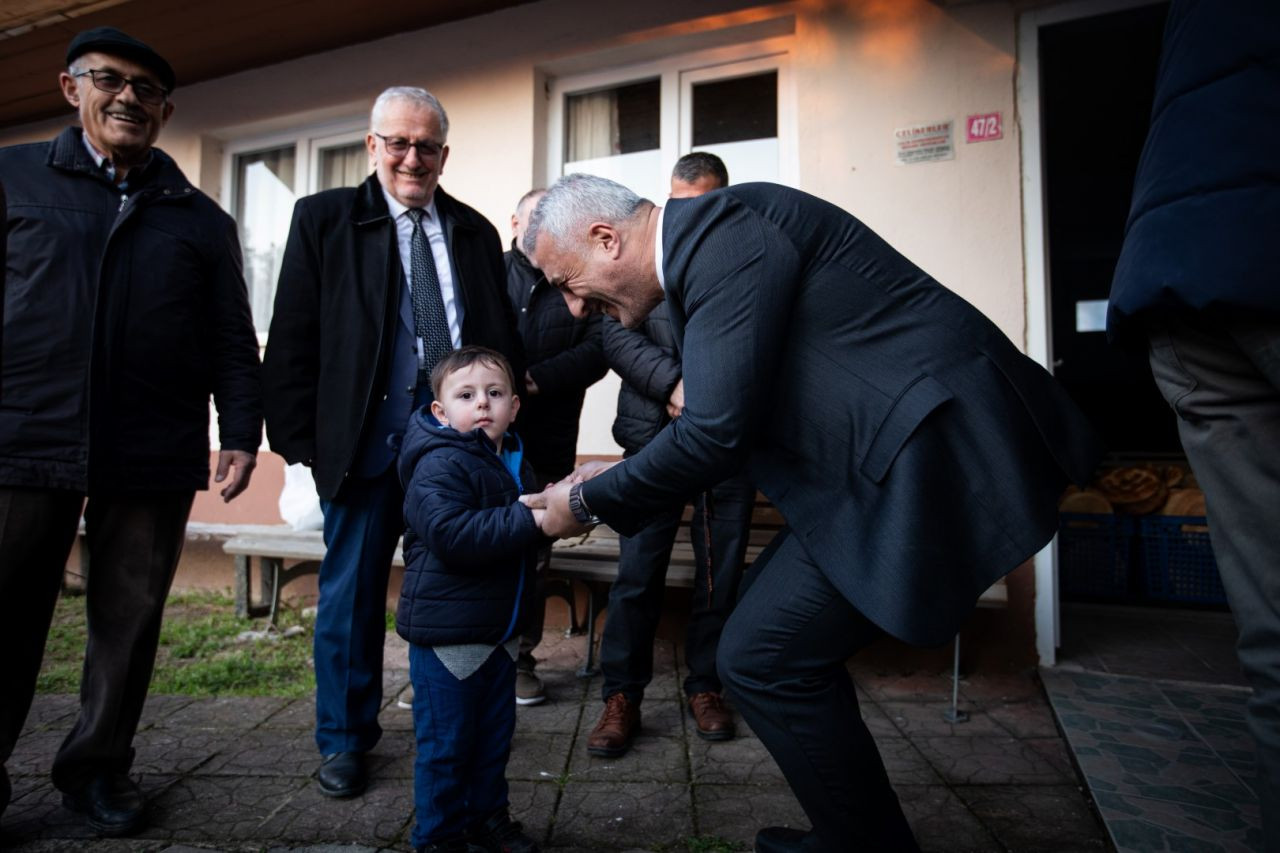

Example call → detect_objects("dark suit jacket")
262 175 523 500
581 184 1101 645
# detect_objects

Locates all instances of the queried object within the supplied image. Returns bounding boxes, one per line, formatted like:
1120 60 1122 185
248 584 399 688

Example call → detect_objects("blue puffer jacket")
395 407 542 647
1108 0 1280 343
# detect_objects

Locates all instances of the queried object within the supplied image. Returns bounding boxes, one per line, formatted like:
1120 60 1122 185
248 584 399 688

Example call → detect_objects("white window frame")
222 118 367 344
545 35 797 193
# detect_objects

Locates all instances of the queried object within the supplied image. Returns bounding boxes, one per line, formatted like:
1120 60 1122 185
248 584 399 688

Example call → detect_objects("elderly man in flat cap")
0 27 261 836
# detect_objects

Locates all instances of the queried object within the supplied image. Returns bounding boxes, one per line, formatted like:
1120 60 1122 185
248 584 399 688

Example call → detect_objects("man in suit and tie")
262 86 522 799
523 174 1100 851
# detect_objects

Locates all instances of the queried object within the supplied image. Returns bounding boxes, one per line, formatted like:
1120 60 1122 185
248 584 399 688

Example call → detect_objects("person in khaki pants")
1108 2 1280 848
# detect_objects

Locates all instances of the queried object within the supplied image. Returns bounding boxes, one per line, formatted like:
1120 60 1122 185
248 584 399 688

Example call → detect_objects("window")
225 125 368 334
548 43 794 202
234 146 295 332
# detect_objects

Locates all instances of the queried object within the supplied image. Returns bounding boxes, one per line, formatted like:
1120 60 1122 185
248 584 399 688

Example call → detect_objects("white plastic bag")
278 463 324 531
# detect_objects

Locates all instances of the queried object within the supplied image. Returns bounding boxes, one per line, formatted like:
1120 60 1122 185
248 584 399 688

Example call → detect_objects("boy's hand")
519 491 548 510
568 459 618 483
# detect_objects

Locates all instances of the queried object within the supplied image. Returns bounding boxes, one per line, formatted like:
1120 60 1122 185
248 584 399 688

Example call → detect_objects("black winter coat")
505 245 606 482
1108 0 1280 341
262 176 523 500
395 409 541 647
0 127 262 492
602 305 681 454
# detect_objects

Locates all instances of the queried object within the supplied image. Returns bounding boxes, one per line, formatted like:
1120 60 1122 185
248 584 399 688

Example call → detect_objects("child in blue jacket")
396 346 545 853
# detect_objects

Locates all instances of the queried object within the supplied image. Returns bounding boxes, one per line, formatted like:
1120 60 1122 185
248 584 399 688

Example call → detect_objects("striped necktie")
407 207 453 385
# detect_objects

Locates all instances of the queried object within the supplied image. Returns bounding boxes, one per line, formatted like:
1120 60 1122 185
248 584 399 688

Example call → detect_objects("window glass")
318 142 368 191
234 146 296 333
566 78 659 160
692 70 777 146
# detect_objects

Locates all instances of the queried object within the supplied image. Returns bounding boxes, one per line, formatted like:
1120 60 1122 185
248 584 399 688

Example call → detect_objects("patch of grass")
37 589 319 697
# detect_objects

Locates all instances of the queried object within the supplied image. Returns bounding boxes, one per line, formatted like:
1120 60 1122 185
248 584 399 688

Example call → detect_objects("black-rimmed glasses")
373 132 444 159
74 69 169 106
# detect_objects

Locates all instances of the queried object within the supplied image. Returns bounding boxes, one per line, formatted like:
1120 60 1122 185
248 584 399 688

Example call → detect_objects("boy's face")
431 361 519 445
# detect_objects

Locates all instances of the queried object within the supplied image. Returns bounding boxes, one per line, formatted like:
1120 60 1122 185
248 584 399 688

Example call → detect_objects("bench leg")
234 554 275 621
942 634 969 723
577 582 604 679
265 557 284 626
234 554 251 618
542 577 584 636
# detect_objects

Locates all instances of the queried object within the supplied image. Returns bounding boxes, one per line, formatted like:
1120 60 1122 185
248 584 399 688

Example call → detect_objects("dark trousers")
600 470 755 702
408 644 515 847
315 467 403 755
1148 312 1280 851
717 528 919 851
0 487 193 792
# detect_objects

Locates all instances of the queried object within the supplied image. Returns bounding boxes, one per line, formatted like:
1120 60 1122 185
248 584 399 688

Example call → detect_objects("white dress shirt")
381 186 463 349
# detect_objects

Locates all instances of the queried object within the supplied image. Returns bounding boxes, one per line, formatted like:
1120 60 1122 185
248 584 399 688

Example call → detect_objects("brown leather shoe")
688 691 735 741
587 693 640 757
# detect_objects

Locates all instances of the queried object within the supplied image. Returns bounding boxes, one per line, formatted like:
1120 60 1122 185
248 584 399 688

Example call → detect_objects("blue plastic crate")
1058 513 1135 600
1140 515 1226 605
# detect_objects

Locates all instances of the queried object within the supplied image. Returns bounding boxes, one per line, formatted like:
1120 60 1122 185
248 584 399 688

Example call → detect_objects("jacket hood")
397 405 523 487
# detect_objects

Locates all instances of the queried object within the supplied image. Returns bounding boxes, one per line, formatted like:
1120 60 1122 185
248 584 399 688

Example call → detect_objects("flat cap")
66 26 175 92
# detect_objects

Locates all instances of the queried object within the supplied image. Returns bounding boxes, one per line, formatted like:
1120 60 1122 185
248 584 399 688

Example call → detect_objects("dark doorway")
1040 2 1174 455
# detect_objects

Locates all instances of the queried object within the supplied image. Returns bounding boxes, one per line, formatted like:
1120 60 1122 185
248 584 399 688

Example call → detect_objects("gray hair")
523 173 649 256
370 86 449 141
68 58 89 76
515 187 545 217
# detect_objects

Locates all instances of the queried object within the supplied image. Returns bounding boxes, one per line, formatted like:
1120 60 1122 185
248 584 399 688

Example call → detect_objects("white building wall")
1 0 1028 456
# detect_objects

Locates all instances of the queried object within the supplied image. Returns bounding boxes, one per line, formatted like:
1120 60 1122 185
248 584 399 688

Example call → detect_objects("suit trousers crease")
1147 312 1280 850
315 467 403 755
717 528 920 852
0 487 194 791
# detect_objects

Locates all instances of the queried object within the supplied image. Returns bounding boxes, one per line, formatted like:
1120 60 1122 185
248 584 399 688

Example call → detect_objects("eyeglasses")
74 69 169 106
373 132 444 159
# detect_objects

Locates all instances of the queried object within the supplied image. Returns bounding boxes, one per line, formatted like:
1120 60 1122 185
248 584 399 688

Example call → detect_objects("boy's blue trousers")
408 643 516 847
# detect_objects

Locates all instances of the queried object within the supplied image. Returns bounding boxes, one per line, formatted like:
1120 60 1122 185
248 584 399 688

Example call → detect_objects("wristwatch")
568 482 601 526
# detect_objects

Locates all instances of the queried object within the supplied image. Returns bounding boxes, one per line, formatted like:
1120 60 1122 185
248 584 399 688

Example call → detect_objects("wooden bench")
222 499 1007 716
223 527 372 623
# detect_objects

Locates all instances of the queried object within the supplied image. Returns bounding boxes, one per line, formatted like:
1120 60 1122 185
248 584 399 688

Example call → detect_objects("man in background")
587 153 756 758
505 188 607 705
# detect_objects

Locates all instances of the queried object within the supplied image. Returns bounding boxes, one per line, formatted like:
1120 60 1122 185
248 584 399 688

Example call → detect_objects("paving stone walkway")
3 629 1109 852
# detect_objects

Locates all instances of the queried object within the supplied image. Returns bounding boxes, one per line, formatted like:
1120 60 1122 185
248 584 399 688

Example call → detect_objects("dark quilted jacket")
394 406 541 647
602 304 681 454
1108 0 1280 341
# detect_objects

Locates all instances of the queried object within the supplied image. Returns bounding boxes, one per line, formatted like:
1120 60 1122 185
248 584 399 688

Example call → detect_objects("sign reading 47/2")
966 112 1002 143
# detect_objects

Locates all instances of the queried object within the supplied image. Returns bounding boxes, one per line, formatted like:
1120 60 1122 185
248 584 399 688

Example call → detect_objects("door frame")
1017 0 1165 665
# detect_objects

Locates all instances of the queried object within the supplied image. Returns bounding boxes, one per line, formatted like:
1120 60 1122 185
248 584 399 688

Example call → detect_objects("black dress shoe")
60 772 146 837
755 826 815 852
317 751 367 798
